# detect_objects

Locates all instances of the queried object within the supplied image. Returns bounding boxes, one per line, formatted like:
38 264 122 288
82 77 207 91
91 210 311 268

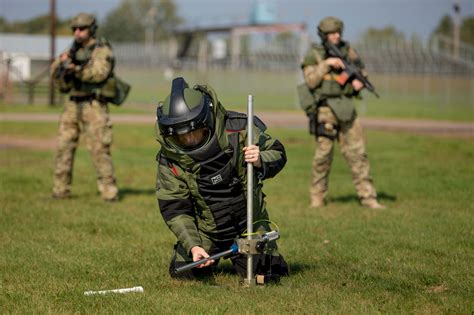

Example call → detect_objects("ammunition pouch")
297 83 317 114
297 83 319 135
319 76 355 98
316 122 338 140
99 75 131 106
308 111 317 135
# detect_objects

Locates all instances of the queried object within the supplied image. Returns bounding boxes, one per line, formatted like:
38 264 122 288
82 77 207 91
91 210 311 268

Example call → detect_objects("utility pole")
453 1 461 58
145 5 157 52
49 0 56 105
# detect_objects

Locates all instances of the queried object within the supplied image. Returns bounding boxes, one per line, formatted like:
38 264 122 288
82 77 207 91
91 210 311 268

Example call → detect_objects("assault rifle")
55 41 85 82
324 42 380 98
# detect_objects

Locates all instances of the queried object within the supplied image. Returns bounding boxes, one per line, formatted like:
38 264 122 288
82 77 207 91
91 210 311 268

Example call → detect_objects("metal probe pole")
244 95 256 287
174 245 238 274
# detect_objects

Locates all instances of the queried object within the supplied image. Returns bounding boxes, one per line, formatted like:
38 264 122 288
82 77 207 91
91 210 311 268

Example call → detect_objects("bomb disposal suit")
155 78 289 281
299 16 384 209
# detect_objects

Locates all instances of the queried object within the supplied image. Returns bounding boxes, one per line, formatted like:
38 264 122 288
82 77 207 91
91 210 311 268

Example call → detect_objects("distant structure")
0 33 70 81
250 0 276 24
168 0 308 71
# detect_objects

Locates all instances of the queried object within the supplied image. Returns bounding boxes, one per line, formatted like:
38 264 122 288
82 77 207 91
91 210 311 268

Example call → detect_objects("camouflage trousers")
52 99 118 200
310 106 377 203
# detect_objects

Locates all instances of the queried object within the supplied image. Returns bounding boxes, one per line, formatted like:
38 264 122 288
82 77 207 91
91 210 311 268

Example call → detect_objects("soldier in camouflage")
51 13 119 201
156 77 289 282
300 16 385 209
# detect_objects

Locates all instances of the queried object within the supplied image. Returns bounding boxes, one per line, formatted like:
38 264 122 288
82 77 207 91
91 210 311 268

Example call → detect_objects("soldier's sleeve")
301 48 331 89
156 155 202 254
252 120 287 180
74 45 113 83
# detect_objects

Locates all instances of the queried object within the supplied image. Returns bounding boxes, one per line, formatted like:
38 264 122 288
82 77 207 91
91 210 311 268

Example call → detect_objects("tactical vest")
71 38 116 97
311 42 357 122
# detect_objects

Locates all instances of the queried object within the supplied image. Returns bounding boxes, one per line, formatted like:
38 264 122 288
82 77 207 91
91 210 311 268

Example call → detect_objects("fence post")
28 82 34 105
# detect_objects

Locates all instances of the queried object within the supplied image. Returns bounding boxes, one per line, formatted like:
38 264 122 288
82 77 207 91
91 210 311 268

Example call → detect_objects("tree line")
0 0 181 42
0 0 473 46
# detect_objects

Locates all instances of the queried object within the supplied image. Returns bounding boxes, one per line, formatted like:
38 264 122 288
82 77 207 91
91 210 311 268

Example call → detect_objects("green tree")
429 14 474 51
460 16 474 45
100 0 181 43
432 14 453 38
0 17 9 32
0 14 70 35
360 26 405 43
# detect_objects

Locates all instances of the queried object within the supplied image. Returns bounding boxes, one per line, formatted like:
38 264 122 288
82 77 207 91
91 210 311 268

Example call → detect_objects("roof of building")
0 33 71 59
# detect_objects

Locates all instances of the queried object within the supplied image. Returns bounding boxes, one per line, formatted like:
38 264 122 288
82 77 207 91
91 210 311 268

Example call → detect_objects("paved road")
1 112 473 138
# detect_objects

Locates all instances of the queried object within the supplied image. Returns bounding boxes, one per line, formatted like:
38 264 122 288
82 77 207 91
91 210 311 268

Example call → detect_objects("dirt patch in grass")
0 112 472 151
0 135 56 151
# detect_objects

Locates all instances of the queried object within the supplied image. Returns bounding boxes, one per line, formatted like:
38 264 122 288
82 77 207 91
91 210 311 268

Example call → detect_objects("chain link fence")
1 33 473 114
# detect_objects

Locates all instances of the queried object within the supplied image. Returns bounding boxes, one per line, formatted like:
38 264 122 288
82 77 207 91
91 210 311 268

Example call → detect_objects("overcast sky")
1 0 473 42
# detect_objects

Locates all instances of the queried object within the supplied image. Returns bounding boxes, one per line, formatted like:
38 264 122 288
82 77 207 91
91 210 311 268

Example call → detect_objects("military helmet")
317 16 344 39
70 13 97 35
157 77 214 151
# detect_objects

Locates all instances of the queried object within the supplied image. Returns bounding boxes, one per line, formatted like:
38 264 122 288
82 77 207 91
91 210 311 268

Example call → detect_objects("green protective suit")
155 85 289 279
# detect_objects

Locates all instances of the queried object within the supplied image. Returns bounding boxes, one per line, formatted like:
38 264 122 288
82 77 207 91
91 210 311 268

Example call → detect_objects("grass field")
123 69 474 122
1 119 473 313
5 70 474 121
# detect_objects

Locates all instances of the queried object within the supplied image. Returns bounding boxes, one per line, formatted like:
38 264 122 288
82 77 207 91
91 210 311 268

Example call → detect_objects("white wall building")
0 33 71 81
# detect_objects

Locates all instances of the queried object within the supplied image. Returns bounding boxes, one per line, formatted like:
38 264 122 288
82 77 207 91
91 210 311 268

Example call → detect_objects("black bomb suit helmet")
157 77 214 152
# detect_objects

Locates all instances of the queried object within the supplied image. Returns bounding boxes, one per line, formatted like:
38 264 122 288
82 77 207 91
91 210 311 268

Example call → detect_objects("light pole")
453 1 460 58
49 0 56 105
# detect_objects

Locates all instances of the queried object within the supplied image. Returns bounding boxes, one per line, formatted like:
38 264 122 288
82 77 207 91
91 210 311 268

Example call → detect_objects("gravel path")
0 112 472 150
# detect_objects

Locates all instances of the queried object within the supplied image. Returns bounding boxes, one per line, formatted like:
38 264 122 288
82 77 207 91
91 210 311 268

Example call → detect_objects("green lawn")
4 70 474 122
1 120 473 313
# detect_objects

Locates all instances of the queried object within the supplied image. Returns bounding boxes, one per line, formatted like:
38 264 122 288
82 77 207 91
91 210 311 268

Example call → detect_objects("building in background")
0 33 70 81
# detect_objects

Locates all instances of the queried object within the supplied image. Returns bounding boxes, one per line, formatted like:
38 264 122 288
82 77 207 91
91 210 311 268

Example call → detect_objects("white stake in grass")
84 286 144 296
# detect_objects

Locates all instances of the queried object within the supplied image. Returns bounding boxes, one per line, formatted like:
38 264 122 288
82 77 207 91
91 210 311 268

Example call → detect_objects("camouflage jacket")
51 38 115 97
155 90 286 254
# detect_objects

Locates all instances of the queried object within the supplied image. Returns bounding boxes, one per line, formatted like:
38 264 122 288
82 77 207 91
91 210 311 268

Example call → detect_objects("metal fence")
112 34 474 75
1 34 473 107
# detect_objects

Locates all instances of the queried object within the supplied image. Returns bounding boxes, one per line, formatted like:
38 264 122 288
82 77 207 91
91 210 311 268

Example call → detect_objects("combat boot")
310 196 325 208
52 189 71 199
361 198 386 209
98 181 119 202
102 188 119 202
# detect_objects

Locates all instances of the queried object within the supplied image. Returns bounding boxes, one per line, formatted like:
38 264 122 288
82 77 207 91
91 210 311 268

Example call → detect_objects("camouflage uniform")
300 17 383 209
156 79 289 281
51 14 118 201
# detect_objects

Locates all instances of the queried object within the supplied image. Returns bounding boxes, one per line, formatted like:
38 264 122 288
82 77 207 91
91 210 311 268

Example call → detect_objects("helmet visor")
165 127 210 151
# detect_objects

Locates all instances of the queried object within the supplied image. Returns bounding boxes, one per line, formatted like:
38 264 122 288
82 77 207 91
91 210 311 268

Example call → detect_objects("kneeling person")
155 77 289 282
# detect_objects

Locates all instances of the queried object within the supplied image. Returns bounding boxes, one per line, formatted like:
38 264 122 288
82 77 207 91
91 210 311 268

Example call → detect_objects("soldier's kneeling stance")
155 77 289 283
